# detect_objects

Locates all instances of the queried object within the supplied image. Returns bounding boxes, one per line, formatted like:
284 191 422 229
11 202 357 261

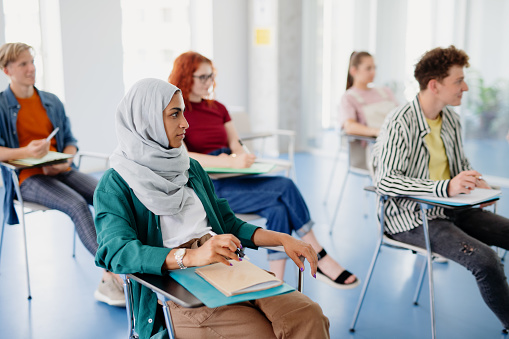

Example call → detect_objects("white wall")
0 0 8 90
58 0 125 155
212 0 249 112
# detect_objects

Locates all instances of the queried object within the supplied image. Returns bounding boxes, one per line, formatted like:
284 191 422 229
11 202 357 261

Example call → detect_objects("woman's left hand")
280 234 318 278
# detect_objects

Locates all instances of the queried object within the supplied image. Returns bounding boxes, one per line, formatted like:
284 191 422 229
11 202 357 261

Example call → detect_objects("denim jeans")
391 208 509 328
208 148 314 260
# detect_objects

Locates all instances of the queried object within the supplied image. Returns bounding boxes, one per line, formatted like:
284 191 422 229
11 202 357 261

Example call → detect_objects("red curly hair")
168 51 216 108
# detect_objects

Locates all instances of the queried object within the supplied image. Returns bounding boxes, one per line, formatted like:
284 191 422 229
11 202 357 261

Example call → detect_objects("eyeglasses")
192 73 215 84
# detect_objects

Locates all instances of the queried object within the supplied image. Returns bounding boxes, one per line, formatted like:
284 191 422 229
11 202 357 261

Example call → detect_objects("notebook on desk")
204 162 275 174
408 188 502 207
169 261 293 308
195 260 283 297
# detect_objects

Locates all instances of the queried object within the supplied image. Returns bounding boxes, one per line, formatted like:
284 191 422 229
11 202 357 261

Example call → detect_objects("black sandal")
315 249 360 290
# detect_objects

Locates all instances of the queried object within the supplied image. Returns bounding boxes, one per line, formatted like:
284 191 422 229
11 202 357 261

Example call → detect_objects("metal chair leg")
297 255 304 293
11 170 32 300
120 274 139 339
20 208 32 300
349 235 383 332
420 203 436 339
413 257 427 305
0 217 6 268
155 292 176 339
323 148 342 205
72 228 77 258
329 170 350 235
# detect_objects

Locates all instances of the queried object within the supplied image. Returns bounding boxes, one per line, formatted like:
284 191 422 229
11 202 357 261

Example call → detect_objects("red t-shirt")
184 100 232 154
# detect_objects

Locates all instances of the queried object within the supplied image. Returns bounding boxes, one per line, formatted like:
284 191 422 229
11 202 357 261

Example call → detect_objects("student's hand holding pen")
447 170 488 197
24 139 50 158
229 153 256 169
182 233 243 267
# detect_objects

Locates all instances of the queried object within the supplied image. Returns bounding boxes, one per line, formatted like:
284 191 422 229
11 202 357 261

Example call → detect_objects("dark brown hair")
346 51 372 90
414 45 470 91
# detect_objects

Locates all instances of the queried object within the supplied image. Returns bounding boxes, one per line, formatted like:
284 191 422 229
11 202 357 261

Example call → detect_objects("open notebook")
195 260 283 297
8 151 73 167
204 162 275 174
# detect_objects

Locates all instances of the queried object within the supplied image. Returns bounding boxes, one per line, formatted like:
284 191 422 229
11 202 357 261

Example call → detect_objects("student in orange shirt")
0 42 124 307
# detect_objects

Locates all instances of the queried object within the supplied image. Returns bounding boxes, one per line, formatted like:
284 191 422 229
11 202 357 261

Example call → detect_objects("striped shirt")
372 95 472 234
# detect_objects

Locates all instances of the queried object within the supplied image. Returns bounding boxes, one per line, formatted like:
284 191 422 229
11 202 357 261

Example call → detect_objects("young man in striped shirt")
373 45 509 331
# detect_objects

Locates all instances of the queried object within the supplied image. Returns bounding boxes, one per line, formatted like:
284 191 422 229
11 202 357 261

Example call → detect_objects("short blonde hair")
0 42 33 70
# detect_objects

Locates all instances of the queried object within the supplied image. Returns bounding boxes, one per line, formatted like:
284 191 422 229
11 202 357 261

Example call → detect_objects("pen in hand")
208 230 247 259
46 127 60 142
238 139 251 154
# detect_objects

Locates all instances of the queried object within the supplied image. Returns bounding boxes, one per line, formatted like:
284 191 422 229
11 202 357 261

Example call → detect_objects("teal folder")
169 266 295 308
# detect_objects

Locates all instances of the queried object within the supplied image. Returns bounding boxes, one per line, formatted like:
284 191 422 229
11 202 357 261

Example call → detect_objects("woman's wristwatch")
174 248 187 269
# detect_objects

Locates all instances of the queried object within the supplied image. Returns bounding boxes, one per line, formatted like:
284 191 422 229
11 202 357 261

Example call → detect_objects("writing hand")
230 153 256 168
184 234 242 267
24 139 50 158
447 170 482 197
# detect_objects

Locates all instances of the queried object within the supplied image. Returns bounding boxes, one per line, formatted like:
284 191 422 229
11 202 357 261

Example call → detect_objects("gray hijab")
110 78 193 215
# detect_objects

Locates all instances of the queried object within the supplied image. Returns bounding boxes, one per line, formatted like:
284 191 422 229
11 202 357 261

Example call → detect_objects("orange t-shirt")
16 91 58 184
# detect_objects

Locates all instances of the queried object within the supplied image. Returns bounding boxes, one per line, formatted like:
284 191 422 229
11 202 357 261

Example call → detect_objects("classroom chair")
230 111 296 180
349 186 500 339
0 151 110 299
120 246 304 339
323 132 376 234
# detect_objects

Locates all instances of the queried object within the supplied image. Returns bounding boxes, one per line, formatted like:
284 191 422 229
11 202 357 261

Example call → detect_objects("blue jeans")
208 148 314 260
391 208 509 328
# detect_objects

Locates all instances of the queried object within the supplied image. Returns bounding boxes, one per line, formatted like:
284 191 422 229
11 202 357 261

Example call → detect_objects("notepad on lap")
9 151 73 167
195 260 283 297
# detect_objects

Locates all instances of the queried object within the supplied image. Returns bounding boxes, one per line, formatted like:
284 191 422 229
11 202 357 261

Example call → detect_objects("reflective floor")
1 141 508 338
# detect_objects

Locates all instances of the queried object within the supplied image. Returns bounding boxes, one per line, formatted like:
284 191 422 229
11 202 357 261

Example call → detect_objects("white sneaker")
94 277 126 307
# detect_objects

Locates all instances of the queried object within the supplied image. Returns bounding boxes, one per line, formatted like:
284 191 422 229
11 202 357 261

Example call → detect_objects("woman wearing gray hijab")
94 78 330 339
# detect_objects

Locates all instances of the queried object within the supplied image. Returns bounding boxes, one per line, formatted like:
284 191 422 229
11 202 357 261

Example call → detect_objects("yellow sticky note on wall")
255 28 271 45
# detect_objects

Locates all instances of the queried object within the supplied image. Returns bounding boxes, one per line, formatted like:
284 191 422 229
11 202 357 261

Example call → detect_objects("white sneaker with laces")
94 277 126 307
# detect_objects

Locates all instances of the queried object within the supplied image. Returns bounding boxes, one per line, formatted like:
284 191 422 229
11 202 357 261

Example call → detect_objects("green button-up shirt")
94 159 260 338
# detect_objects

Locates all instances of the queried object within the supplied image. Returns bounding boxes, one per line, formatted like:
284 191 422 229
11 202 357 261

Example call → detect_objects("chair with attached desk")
0 151 110 299
349 186 501 339
120 246 304 339
324 132 376 234
230 112 296 180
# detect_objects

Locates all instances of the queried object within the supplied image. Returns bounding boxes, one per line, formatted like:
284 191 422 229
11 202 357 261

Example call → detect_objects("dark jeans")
208 147 313 260
391 208 509 328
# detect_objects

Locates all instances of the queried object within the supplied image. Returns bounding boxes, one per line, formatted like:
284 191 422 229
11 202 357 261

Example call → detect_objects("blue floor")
1 142 509 338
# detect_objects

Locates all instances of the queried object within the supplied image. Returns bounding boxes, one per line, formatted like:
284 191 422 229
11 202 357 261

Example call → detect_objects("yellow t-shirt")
424 113 451 180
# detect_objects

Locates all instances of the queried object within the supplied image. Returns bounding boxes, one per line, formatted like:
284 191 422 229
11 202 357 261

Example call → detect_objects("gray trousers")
391 208 509 328
20 170 98 255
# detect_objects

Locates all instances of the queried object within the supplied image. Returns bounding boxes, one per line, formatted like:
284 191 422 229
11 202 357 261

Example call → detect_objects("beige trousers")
168 235 330 338
168 291 330 339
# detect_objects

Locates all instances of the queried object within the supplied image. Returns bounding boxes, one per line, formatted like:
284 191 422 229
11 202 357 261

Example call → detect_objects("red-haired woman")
169 51 358 289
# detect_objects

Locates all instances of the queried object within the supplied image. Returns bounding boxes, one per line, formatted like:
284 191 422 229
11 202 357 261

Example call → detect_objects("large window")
120 0 192 91
305 0 509 177
2 0 44 87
